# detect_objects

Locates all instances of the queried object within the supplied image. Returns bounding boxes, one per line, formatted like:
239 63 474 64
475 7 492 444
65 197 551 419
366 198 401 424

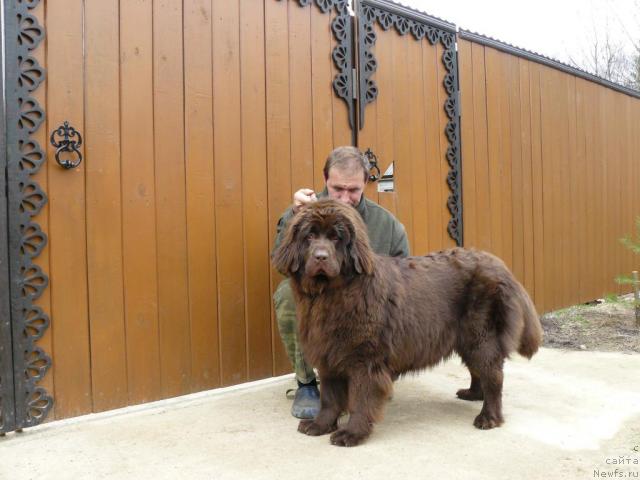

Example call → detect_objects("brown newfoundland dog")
273 199 542 446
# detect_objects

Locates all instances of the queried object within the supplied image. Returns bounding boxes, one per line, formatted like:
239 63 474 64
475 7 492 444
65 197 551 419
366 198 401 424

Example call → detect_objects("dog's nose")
313 248 329 262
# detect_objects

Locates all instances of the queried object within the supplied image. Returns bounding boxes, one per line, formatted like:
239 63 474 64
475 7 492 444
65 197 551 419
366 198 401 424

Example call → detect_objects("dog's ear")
272 217 305 275
347 216 374 275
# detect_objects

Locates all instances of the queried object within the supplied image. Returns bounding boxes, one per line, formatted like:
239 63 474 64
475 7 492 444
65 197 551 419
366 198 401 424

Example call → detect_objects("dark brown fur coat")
273 199 542 446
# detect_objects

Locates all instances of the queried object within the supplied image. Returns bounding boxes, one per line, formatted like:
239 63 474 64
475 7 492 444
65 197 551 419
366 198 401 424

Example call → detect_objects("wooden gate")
3 0 467 431
355 0 462 254
1 0 363 431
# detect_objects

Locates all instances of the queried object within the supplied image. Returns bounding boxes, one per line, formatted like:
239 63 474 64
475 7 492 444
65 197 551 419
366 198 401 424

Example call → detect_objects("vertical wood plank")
392 33 413 242
614 93 626 293
310 10 335 192
423 37 443 252
509 54 524 283
375 28 397 216
471 43 492 253
566 76 579 305
213 0 246 386
545 67 563 310
584 82 601 299
85 0 128 411
519 59 535 297
46 0 92 417
458 39 477 248
184 0 220 392
265 0 293 375
407 37 428 254
583 79 595 300
622 98 632 286
558 73 571 307
485 48 503 259
609 90 620 294
120 0 161 404
603 90 613 295
289 4 314 190
609 92 618 294
626 99 637 287
595 85 605 298
240 0 272 381
529 62 545 312
498 51 513 270
153 0 190 398
574 78 586 300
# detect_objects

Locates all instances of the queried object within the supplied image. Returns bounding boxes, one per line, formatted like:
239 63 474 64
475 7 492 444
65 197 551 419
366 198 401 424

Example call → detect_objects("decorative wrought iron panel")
2 0 52 434
0 8 16 434
357 0 463 246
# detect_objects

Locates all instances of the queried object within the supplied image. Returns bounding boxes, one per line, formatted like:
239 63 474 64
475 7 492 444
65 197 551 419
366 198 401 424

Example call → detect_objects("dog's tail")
497 277 543 359
514 283 543 358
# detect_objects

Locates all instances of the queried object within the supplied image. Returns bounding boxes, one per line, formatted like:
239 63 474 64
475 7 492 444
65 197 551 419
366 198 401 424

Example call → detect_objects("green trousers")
273 279 316 384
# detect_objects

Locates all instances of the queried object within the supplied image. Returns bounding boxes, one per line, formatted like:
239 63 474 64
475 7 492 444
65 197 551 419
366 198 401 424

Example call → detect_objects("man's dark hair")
323 146 371 183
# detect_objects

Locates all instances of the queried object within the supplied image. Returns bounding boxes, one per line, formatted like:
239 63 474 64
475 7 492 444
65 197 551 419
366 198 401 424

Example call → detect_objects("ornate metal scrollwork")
357 0 463 247
2 0 53 434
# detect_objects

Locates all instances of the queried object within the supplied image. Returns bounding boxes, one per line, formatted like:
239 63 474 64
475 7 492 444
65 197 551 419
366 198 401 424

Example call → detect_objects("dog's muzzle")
306 245 339 278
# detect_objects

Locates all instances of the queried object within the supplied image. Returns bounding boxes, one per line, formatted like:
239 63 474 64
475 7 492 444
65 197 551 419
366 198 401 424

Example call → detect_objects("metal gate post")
0 0 17 434
3 0 52 432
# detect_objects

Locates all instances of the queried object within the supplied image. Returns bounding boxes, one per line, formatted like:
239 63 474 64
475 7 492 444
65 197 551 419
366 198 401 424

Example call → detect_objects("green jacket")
274 189 410 258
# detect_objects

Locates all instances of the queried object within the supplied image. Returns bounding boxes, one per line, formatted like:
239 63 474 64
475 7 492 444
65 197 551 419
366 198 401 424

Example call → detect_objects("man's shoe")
291 385 320 419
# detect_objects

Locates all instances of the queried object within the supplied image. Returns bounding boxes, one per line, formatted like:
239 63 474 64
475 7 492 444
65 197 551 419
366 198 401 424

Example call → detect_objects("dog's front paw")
298 419 337 436
473 412 504 429
329 428 368 447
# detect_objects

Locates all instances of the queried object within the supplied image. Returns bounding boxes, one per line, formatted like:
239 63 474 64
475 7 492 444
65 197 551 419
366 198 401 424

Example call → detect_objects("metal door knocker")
363 148 381 182
50 121 82 169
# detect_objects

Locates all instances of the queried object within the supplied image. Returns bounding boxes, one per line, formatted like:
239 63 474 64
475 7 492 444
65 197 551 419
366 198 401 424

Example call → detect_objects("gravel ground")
541 293 640 353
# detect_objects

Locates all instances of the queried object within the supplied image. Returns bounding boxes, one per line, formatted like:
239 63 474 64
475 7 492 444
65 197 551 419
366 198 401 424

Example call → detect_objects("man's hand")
293 189 317 213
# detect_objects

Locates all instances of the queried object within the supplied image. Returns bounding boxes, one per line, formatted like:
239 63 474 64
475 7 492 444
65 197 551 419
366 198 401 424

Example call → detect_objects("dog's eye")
328 232 339 242
306 233 316 241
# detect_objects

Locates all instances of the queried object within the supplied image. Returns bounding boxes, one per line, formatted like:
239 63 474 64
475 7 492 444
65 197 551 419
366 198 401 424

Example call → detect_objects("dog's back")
374 248 542 375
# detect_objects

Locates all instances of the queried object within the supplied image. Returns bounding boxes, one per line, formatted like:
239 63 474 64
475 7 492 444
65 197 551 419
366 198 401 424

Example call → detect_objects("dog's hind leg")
456 368 484 401
298 376 347 436
473 360 505 429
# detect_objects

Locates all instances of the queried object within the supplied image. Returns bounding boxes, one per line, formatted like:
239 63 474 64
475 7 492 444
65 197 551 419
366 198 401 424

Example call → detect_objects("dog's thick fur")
273 199 542 446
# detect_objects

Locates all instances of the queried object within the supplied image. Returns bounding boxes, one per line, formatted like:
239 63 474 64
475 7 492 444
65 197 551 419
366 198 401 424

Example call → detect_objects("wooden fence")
12 0 350 423
2 0 640 428
458 33 640 314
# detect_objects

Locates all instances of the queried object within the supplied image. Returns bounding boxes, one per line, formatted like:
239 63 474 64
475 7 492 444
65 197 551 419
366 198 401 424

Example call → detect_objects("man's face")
325 168 366 207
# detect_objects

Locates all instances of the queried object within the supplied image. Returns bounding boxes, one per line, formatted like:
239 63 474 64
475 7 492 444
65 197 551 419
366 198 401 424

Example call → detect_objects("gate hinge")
352 68 357 100
348 0 355 16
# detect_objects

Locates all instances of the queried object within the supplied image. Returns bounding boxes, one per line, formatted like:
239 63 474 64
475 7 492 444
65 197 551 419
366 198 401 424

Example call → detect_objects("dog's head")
272 199 374 286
